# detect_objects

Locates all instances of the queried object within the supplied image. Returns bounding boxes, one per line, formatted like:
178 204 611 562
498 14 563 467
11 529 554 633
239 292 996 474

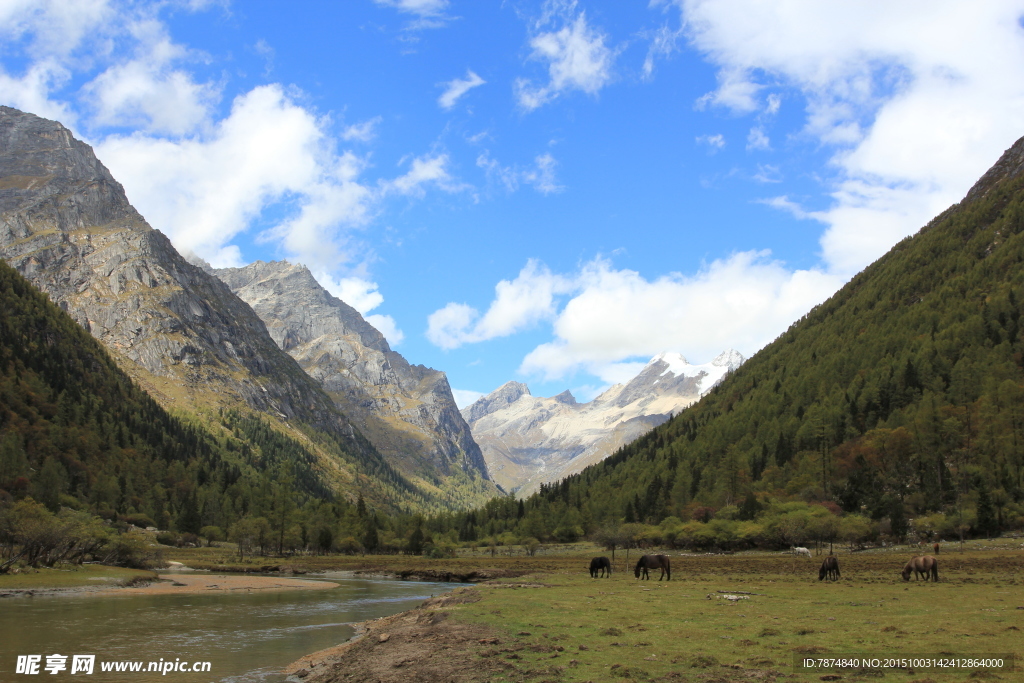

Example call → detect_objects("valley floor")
283 542 1024 683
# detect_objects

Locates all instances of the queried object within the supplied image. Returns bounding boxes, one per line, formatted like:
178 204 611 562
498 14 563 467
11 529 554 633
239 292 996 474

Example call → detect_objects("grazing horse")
792 546 812 558
933 542 940 555
589 556 612 578
634 554 671 581
901 555 939 582
818 555 840 581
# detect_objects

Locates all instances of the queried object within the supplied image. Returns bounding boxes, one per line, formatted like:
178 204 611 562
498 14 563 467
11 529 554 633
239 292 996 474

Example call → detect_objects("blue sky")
4 1 1024 406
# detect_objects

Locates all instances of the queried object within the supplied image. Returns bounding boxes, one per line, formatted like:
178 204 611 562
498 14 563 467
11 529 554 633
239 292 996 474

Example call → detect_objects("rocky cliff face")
463 350 744 495
214 260 495 496
0 106 398 498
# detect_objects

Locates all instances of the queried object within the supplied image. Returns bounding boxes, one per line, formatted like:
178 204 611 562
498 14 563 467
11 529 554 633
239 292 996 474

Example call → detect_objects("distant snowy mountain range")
462 350 744 495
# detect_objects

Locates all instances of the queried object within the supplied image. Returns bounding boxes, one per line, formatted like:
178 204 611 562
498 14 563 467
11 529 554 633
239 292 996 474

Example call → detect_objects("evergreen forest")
409 141 1024 554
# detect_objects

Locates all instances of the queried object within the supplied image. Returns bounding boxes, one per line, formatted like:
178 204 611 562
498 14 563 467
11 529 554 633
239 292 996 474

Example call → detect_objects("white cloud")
746 126 770 151
758 195 811 219
515 5 616 111
0 0 114 61
0 0 116 128
673 0 1024 276
312 272 404 346
427 254 841 381
518 254 842 381
96 84 375 271
751 164 782 184
477 151 564 194
341 116 381 142
426 259 574 349
373 0 450 29
82 19 219 136
642 22 681 81
0 60 76 125
385 153 465 197
373 0 448 17
317 274 384 314
366 314 405 346
695 133 725 150
451 388 484 409
438 69 485 109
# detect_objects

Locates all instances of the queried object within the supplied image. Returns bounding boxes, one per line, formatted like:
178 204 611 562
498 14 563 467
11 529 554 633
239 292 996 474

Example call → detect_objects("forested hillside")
411 136 1024 552
0 259 411 558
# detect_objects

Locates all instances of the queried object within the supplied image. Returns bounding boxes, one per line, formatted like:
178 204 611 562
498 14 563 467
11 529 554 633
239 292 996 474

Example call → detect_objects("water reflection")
0 573 457 682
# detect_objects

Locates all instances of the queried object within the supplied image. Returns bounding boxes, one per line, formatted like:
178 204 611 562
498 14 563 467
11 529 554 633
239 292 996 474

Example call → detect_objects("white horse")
792 546 812 558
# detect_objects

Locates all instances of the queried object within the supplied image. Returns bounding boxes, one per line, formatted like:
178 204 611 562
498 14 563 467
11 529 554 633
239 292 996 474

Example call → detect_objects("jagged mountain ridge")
213 260 497 502
463 350 744 495
0 106 422 510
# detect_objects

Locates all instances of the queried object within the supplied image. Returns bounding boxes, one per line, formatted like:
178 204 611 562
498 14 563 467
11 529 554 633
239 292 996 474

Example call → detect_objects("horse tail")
932 559 939 582
665 556 671 581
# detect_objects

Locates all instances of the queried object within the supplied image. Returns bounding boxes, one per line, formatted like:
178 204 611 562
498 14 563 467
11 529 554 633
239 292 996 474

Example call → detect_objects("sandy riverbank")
1 572 338 598
111 573 339 595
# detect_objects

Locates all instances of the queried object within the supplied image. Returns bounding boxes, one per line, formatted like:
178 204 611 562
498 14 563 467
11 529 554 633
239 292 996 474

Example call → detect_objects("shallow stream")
0 572 458 682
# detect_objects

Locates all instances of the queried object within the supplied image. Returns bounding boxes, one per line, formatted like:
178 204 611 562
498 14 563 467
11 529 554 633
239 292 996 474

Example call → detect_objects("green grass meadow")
451 547 1024 682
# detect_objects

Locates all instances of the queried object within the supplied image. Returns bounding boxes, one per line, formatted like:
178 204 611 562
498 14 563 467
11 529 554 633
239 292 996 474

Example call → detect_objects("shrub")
104 530 156 568
120 513 156 529
199 525 224 546
155 532 178 546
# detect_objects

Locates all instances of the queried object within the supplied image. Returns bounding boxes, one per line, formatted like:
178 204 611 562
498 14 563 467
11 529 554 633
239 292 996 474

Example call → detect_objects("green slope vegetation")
416 138 1024 552
0 259 456 566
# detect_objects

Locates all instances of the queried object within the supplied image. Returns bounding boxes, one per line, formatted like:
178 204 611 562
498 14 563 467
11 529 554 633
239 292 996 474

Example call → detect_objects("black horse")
634 554 671 581
589 556 612 578
818 555 840 581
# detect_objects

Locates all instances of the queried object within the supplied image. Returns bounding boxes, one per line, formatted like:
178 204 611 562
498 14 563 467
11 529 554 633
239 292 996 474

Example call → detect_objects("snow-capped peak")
650 351 690 376
712 349 745 370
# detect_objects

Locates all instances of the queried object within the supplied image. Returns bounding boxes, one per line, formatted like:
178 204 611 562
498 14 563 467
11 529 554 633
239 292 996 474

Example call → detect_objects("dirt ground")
284 588 544 683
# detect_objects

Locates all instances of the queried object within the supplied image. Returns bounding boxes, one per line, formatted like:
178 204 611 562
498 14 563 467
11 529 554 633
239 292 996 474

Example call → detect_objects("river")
0 573 459 682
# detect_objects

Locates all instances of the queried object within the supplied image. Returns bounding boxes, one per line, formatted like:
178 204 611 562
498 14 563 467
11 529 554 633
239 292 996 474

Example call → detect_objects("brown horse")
818 555 840 581
634 554 671 581
933 542 940 555
901 555 938 582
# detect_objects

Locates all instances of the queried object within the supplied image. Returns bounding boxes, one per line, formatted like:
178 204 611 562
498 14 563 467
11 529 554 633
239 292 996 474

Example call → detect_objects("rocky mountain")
213 260 498 502
0 106 423 510
463 350 744 494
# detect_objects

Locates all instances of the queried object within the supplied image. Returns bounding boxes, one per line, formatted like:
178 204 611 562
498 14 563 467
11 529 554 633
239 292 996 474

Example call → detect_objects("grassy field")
0 564 157 590
448 547 1024 682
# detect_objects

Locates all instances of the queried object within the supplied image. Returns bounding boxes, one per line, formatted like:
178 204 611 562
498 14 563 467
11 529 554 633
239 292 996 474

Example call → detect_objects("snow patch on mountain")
463 349 744 495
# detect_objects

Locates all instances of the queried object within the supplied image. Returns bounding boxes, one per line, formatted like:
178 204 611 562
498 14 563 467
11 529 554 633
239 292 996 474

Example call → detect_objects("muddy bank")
351 567 530 583
285 587 541 683
0 585 126 598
